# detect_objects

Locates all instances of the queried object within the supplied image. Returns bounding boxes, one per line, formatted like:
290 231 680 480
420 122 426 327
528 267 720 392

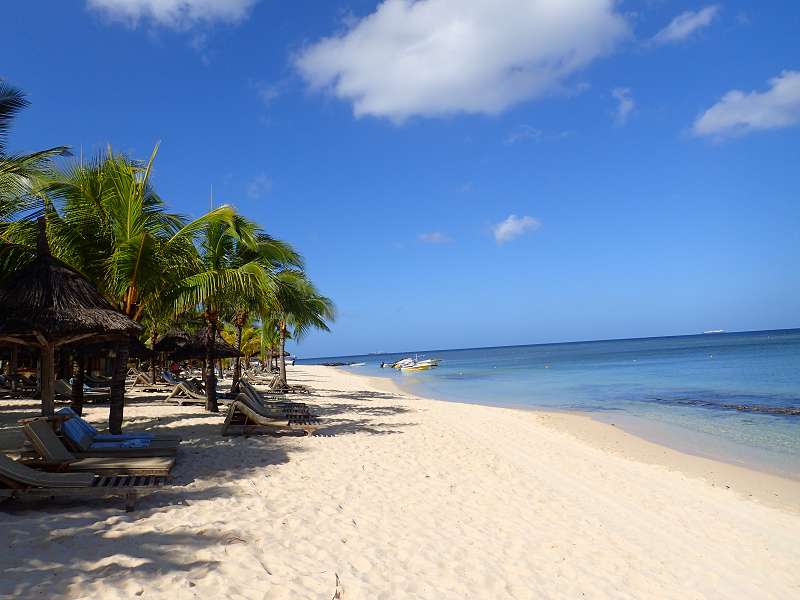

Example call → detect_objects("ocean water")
299 329 800 477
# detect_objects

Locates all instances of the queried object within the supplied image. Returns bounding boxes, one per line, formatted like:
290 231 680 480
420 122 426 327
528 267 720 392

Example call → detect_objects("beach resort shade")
0 218 142 414
153 330 241 360
70 335 153 359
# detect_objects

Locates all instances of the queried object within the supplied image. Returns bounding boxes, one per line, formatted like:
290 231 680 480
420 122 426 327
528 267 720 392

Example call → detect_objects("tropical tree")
219 233 302 393
172 215 282 412
270 271 335 386
0 81 69 282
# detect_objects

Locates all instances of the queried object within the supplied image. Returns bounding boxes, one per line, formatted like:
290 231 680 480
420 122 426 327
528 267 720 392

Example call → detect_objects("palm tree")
173 215 282 412
220 233 302 393
0 81 69 282
39 149 238 428
270 271 335 386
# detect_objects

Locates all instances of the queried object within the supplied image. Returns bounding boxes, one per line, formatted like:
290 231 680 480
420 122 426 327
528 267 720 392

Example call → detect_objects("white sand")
1 364 799 599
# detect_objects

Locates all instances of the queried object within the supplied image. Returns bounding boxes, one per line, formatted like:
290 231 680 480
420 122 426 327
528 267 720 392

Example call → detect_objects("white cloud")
246 173 272 199
295 0 628 122
505 125 543 145
86 0 257 29
612 87 634 125
492 215 541 244
652 5 720 45
693 71 800 138
418 231 453 244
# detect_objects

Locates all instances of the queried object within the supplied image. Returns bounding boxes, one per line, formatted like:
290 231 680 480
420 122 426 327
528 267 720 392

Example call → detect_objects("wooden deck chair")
55 379 109 401
58 415 180 458
127 371 153 390
221 394 320 437
238 379 309 414
56 407 182 443
22 420 175 476
165 381 207 405
0 453 173 512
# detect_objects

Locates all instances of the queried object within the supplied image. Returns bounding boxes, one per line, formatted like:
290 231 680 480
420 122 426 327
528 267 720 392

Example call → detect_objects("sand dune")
1 365 798 599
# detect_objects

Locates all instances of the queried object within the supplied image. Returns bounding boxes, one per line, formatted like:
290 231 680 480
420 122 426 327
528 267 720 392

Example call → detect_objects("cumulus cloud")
246 173 272 200
652 5 720 45
418 232 453 244
492 215 541 244
295 0 628 122
612 87 634 125
86 0 257 29
693 71 800 138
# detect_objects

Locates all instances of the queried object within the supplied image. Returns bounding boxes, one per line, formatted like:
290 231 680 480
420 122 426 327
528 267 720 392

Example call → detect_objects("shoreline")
2 364 800 598
338 366 800 513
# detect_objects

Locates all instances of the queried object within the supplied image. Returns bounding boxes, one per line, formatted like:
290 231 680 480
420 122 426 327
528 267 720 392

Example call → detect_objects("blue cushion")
89 438 151 449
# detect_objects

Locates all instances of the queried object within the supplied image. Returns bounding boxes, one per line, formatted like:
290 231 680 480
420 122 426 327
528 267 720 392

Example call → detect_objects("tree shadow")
0 507 231 598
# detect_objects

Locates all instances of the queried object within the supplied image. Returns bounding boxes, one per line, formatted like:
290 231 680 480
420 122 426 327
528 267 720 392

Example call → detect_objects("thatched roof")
72 335 153 358
0 219 142 345
153 329 241 359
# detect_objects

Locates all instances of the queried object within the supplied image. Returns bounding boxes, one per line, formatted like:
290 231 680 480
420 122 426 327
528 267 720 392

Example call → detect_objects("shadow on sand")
0 380 420 597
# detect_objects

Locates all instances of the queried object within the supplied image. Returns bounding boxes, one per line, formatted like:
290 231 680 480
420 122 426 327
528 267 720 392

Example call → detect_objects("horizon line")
296 326 800 361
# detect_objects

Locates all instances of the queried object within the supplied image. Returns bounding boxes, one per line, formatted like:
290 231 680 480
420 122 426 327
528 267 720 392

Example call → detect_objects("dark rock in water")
320 362 350 367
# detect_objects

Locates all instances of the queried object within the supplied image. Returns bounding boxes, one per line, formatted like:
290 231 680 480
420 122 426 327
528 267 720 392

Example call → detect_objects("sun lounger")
238 379 309 414
161 371 181 385
127 371 154 389
165 380 207 404
221 393 320 436
0 453 172 511
55 379 109 401
22 419 175 476
53 411 180 457
55 407 182 442
85 374 111 387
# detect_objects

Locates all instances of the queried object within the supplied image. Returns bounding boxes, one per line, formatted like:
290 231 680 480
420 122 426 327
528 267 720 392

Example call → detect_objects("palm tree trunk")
278 325 287 386
9 346 17 392
205 317 219 412
40 342 55 416
71 352 84 416
151 330 159 385
109 343 129 434
232 323 243 394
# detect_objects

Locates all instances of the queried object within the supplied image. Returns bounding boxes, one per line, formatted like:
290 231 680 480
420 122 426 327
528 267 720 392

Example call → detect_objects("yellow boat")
400 363 435 372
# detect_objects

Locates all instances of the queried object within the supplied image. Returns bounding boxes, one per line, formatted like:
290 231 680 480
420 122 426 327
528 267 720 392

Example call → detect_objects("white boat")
414 358 440 368
392 358 415 369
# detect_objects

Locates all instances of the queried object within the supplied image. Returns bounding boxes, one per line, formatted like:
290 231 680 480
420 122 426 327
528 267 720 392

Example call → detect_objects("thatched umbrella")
0 219 141 420
154 330 240 360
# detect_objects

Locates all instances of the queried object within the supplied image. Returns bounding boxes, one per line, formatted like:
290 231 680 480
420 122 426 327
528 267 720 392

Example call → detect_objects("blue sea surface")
299 329 800 477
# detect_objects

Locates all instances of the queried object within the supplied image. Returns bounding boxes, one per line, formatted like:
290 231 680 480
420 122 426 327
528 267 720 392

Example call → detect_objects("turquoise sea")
300 329 800 477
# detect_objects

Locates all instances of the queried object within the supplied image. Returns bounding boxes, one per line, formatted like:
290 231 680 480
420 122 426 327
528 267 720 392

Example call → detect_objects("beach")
2 364 799 599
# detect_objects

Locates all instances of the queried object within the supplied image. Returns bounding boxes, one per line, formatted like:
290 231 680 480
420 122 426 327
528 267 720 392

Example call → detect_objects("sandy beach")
2 364 799 599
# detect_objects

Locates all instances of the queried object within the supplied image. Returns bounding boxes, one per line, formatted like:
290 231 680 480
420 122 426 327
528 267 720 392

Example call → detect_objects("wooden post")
40 342 55 416
71 351 85 416
109 343 129 434
9 346 17 392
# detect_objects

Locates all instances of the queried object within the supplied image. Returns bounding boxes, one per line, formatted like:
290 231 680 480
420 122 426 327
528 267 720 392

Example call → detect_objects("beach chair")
22 419 175 476
127 371 154 390
221 393 320 436
165 380 207 405
54 413 180 458
85 374 112 387
55 407 182 442
161 371 181 385
0 454 172 511
55 379 109 402
238 379 309 414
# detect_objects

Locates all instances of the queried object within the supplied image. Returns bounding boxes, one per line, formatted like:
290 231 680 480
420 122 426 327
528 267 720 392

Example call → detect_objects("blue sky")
3 1 799 357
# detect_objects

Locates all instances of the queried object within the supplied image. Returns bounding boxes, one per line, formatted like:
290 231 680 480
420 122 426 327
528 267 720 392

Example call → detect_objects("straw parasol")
0 218 142 414
154 329 241 360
